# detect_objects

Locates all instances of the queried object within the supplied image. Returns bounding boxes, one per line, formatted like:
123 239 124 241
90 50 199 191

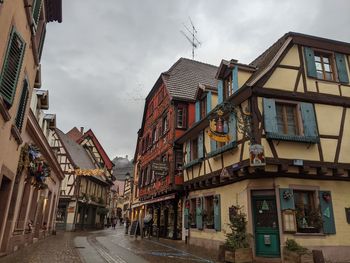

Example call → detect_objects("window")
200 96 206 119
315 52 334 81
32 0 43 27
276 103 300 136
15 79 29 132
175 150 183 170
294 190 322 233
0 27 26 106
176 105 187 128
162 114 168 134
223 73 233 100
152 127 157 143
191 138 198 160
190 199 196 228
203 196 215 229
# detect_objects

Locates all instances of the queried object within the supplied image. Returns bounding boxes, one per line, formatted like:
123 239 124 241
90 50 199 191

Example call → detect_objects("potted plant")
284 239 314 263
224 206 253 263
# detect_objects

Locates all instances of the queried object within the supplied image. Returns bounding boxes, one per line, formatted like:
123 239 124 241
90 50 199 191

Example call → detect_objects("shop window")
203 196 214 229
176 105 187 128
190 199 196 228
294 190 322 233
276 102 300 136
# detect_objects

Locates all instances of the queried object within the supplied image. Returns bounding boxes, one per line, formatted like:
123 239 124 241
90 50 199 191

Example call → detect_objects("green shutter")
196 197 203 230
210 137 216 153
335 53 349 84
0 27 26 106
319 191 336 234
218 80 223 104
186 140 191 163
279 188 295 210
184 200 189 229
195 101 200 122
228 112 237 142
263 98 278 134
232 66 238 93
15 79 29 132
197 131 204 159
214 195 221 231
38 25 46 60
300 102 318 138
32 0 42 26
304 47 317 78
206 91 212 114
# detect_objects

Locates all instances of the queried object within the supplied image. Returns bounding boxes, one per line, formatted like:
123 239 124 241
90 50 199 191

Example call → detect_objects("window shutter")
304 47 317 78
197 131 204 159
300 102 318 138
218 80 223 104
335 53 349 84
0 27 26 106
228 112 237 142
195 101 200 122
214 195 221 231
32 0 43 26
38 25 46 61
196 197 203 230
183 106 187 128
279 188 295 210
319 191 336 234
206 91 212 114
210 137 216 153
15 80 29 132
263 98 278 134
186 140 191 163
232 66 239 93
184 200 189 229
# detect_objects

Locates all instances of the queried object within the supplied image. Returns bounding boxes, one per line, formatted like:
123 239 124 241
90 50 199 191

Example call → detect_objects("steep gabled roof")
66 127 83 142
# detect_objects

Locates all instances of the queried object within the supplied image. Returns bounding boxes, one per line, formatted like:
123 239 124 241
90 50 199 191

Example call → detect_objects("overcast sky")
42 0 350 160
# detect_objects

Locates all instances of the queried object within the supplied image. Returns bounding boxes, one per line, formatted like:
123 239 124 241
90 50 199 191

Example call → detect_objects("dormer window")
176 105 187 128
315 52 334 81
223 73 233 100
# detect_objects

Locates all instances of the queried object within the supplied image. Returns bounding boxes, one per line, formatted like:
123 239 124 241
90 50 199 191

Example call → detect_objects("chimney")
80 127 84 134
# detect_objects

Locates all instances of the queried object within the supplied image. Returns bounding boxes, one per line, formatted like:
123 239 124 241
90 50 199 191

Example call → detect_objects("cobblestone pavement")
0 226 219 263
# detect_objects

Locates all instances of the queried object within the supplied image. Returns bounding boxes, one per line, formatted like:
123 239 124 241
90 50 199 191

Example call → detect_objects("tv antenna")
180 17 201 60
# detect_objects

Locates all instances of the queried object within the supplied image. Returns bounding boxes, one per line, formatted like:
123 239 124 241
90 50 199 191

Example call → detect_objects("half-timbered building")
177 32 350 261
131 58 217 239
54 128 113 230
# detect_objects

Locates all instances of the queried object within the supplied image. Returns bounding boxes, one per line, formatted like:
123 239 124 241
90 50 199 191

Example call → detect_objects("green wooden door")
252 196 280 257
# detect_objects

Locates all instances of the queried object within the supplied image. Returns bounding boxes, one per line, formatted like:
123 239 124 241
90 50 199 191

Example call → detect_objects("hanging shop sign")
152 161 169 176
249 144 266 167
208 109 230 143
75 169 104 176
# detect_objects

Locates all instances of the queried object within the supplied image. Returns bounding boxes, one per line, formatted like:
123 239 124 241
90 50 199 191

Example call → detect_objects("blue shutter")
197 131 204 159
300 102 318 138
319 191 336 234
232 66 238 93
263 98 278 134
206 91 212 114
184 200 189 229
335 53 349 84
304 47 317 78
217 80 223 104
210 137 216 153
214 195 221 231
228 112 237 142
196 197 203 230
279 188 295 210
195 101 200 122
186 140 191 162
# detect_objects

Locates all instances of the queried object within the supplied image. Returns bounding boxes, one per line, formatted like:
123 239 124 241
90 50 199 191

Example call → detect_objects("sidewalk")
0 231 82 263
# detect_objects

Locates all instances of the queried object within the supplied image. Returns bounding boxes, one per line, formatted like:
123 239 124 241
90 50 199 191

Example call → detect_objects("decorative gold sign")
208 109 230 143
75 169 104 176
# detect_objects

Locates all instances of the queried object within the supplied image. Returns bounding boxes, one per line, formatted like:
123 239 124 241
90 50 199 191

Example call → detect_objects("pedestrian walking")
124 217 130 234
112 217 117 230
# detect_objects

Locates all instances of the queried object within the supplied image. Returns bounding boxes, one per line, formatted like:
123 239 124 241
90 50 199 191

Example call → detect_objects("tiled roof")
66 127 83 142
162 58 218 101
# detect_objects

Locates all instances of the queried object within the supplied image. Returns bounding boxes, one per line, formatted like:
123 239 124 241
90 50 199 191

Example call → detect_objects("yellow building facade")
177 32 350 262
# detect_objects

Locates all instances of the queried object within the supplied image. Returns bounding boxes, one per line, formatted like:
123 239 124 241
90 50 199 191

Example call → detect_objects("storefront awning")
131 193 176 209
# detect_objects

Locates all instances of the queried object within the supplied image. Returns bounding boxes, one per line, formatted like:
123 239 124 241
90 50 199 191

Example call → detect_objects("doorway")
252 192 280 258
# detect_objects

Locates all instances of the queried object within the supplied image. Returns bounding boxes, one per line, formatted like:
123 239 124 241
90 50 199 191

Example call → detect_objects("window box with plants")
283 239 314 263
224 206 253 263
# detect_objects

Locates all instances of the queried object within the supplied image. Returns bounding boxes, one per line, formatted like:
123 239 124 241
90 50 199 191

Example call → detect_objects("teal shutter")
15 80 29 132
0 27 26 106
279 188 295 210
319 191 336 234
197 131 204 159
210 137 216 153
196 197 203 230
304 47 317 78
184 200 189 229
38 26 46 60
195 101 200 122
263 98 278 134
217 80 223 104
228 112 237 142
206 91 212 114
32 0 42 26
232 66 238 93
214 195 221 231
300 102 318 138
186 140 191 162
335 53 349 84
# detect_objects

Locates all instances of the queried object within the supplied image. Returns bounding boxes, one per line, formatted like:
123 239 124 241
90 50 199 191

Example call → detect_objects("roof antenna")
180 17 201 60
